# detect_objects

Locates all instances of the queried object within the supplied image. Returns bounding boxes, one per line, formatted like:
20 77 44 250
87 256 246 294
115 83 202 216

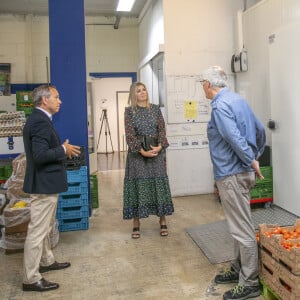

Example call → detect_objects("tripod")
97 109 114 154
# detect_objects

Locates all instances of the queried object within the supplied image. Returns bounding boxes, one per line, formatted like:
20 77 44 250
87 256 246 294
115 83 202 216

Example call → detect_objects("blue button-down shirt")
207 88 266 180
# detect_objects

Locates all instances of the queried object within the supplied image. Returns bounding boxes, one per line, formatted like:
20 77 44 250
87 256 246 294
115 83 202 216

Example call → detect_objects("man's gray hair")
32 84 56 107
200 66 228 88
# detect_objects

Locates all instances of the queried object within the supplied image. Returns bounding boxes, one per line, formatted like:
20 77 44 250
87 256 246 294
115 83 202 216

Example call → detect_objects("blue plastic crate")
56 205 89 220
67 166 88 183
58 193 89 208
58 217 89 232
60 181 88 195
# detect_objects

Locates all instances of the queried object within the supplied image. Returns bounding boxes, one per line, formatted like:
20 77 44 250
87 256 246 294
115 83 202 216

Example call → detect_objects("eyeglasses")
199 80 206 86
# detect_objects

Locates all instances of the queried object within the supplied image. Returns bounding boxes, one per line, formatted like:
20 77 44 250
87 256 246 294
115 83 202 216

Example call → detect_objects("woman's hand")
140 146 160 158
150 144 162 154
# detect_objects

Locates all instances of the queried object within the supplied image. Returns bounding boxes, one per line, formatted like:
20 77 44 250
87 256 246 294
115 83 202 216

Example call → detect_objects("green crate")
0 166 5 178
251 184 273 199
90 174 99 209
257 166 272 182
5 165 12 178
0 165 12 180
16 105 34 117
16 91 33 102
0 74 8 81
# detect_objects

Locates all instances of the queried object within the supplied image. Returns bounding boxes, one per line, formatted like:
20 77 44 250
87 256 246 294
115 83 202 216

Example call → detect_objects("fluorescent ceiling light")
117 0 135 12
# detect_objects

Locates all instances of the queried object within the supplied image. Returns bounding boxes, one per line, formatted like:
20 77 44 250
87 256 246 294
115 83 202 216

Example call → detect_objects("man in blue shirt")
200 66 266 300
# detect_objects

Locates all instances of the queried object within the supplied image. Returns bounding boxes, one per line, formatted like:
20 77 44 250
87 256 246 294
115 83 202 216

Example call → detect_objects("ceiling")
0 0 149 18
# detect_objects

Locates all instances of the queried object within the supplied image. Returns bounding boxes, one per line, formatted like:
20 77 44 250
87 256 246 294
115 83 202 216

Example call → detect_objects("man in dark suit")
22 84 81 292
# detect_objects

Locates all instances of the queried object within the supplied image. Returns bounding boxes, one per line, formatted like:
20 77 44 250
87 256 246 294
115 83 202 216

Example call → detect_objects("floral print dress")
123 104 174 219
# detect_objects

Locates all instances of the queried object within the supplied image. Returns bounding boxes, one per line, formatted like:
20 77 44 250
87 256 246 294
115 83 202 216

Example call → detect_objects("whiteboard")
166 75 209 124
166 122 208 150
166 74 235 124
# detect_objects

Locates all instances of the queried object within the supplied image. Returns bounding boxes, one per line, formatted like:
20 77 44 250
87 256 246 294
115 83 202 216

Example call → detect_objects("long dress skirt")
123 150 174 219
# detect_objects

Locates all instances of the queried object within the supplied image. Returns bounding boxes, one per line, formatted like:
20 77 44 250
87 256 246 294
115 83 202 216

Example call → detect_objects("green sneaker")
215 268 239 284
223 284 261 300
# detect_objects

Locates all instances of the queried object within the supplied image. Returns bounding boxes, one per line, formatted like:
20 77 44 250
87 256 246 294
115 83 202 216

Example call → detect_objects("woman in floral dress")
123 82 174 238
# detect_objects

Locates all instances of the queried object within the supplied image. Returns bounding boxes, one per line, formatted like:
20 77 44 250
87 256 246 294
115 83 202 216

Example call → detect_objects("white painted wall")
0 15 139 83
237 0 300 144
139 0 164 68
138 0 255 196
236 0 300 214
235 0 282 146
0 15 49 83
85 16 139 74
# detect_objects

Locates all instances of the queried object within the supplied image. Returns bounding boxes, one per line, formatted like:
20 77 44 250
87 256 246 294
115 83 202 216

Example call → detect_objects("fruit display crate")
260 248 300 300
58 193 89 208
56 205 89 220
259 220 300 275
58 217 89 232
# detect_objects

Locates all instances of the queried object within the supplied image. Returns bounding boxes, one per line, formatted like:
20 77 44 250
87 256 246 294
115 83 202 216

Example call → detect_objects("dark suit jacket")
23 108 68 194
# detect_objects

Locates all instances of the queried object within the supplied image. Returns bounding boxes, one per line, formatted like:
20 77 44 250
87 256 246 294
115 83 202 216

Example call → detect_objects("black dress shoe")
39 261 71 273
22 278 59 292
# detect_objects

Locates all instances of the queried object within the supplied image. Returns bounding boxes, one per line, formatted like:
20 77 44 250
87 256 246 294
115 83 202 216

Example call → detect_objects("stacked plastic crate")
57 148 89 232
90 174 99 209
16 91 34 117
0 161 12 183
250 166 273 204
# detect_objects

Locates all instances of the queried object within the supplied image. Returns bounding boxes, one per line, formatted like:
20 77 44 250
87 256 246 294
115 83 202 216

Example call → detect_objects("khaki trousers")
23 193 58 284
216 172 259 287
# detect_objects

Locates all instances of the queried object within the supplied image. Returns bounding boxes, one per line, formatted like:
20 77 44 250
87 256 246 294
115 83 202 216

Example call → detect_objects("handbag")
141 136 158 151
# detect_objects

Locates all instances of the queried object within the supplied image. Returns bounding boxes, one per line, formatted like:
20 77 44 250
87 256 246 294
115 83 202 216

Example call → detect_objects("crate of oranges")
259 219 300 275
260 247 300 300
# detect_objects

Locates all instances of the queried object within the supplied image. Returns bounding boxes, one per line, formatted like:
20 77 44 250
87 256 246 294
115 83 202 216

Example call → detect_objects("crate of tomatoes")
259 219 300 275
260 247 300 300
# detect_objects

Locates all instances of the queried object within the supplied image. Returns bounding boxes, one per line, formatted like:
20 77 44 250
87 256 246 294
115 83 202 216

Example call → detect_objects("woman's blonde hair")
128 81 150 109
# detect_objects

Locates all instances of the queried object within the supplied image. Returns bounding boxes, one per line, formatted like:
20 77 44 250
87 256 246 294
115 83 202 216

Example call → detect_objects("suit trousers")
23 193 58 284
216 172 259 287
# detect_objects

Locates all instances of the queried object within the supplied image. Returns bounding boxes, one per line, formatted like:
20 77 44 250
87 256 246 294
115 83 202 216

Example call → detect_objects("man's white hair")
200 66 228 88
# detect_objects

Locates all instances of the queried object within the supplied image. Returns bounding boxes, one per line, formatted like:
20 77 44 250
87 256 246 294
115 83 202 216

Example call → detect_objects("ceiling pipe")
114 15 121 29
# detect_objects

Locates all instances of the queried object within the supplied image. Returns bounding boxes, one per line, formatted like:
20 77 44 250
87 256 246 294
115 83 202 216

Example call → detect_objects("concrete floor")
0 154 265 300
